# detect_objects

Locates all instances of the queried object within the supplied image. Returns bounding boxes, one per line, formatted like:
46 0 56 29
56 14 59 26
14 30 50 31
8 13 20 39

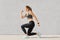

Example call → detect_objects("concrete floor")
0 35 60 40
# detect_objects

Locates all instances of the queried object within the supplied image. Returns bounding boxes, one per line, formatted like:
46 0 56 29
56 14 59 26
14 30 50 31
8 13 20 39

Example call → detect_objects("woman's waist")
28 19 35 23
28 19 33 22
28 19 35 26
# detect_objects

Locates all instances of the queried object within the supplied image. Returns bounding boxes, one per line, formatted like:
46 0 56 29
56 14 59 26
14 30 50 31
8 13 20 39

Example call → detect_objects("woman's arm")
20 10 26 19
30 11 40 26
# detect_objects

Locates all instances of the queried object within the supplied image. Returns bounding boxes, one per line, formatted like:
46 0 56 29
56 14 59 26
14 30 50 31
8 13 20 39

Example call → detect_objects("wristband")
38 23 39 24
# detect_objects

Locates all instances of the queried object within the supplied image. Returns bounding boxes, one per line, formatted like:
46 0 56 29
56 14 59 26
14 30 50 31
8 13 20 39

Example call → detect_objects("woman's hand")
20 10 26 19
20 10 24 19
21 10 24 13
21 16 24 18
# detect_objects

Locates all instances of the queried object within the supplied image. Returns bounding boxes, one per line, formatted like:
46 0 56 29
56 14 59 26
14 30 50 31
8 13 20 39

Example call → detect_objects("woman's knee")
21 25 24 28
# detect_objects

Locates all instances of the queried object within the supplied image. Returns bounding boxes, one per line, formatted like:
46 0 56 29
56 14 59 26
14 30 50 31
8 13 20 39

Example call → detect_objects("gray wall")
0 0 60 35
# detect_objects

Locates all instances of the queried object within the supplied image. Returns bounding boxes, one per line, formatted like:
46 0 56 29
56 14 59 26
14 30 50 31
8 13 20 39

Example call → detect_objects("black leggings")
21 21 36 36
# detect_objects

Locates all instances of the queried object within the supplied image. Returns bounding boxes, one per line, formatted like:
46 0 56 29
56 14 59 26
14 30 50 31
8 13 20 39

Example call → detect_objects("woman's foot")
27 33 37 36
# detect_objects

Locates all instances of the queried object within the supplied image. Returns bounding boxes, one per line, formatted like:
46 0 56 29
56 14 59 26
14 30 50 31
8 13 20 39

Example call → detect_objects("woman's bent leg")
27 21 37 36
21 25 26 34
21 23 30 34
28 27 37 36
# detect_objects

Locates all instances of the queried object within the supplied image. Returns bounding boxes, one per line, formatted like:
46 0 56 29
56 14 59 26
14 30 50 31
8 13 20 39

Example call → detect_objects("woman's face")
25 7 28 12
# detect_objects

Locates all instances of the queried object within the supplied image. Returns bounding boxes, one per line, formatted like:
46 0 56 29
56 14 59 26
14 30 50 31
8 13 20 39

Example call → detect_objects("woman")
20 5 40 36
